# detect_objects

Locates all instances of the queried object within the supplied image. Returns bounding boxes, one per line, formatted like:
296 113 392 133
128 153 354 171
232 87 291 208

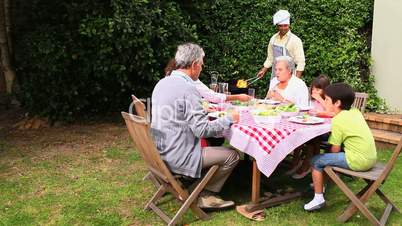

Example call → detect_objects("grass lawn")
1 120 401 225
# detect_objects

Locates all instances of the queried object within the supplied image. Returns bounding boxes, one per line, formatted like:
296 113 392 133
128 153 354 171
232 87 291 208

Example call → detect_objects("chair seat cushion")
330 162 385 181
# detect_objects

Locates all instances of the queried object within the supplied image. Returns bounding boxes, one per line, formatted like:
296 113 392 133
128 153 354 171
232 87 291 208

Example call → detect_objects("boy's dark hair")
310 74 330 98
324 83 355 110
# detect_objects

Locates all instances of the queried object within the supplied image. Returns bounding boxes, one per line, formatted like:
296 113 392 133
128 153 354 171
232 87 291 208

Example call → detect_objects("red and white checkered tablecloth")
225 110 331 178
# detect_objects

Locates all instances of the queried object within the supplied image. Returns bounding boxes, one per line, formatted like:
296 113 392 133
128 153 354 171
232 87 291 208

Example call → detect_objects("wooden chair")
121 112 219 225
324 137 402 225
131 94 164 189
131 94 149 122
352 92 369 113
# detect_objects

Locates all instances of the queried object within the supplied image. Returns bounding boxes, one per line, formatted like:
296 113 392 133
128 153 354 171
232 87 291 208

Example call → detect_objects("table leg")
245 159 261 212
245 159 303 213
251 159 261 203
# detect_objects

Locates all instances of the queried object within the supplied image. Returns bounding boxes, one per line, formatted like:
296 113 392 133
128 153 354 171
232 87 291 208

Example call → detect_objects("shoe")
304 199 326 211
285 161 302 175
292 168 311 179
198 195 235 209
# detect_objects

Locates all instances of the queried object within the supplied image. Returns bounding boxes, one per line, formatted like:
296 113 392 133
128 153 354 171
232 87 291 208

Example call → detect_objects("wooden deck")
365 113 402 148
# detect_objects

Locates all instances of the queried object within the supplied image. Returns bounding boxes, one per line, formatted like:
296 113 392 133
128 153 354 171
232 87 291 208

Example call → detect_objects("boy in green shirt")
304 83 377 211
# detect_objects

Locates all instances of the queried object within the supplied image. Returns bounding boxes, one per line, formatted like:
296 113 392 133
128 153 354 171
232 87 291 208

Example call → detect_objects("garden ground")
1 109 401 225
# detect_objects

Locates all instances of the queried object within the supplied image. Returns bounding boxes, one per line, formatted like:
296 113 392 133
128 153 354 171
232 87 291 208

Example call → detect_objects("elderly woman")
266 56 309 107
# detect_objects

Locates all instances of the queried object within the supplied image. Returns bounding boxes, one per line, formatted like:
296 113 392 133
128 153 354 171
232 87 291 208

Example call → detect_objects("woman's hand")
266 90 273 99
270 90 285 102
236 94 252 102
226 94 252 102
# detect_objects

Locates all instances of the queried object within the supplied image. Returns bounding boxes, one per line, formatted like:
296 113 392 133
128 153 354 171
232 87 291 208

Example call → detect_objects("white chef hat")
273 10 290 25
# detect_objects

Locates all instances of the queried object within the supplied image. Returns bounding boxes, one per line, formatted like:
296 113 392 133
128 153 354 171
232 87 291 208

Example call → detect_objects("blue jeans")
310 152 350 172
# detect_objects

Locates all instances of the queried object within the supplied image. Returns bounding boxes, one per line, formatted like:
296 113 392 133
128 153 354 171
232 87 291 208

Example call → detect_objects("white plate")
280 110 299 118
288 115 325 125
298 105 314 111
258 99 281 105
208 111 227 118
253 115 282 124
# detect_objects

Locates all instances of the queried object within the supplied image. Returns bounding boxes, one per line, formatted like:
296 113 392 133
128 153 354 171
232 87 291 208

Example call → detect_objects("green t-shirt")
328 108 377 171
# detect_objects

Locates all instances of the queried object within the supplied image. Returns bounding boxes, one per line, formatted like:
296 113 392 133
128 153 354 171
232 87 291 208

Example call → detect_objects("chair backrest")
352 92 368 112
121 111 185 194
131 95 146 117
378 137 402 182
131 94 152 123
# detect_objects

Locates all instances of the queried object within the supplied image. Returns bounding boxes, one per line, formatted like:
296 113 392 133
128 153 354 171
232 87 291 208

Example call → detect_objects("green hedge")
15 0 385 121
15 0 197 120
184 0 385 111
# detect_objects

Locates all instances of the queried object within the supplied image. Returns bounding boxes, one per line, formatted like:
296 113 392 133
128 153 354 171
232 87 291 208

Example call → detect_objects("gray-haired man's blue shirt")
151 70 232 178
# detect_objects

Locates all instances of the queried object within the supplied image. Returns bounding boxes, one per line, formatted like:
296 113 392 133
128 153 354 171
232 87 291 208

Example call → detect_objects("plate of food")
208 111 227 119
254 103 276 111
251 109 281 124
288 114 325 125
257 99 281 105
231 100 249 106
298 105 314 111
276 103 299 117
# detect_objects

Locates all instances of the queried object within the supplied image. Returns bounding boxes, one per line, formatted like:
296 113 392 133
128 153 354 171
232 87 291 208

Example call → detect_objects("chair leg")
143 172 162 188
324 168 381 226
166 185 209 220
336 182 371 220
145 185 167 210
376 189 401 213
380 203 393 226
148 202 171 224
336 180 374 221
168 165 219 226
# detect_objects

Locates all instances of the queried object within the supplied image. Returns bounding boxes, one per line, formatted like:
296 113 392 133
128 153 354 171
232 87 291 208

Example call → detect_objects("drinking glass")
209 83 218 92
211 73 218 85
248 88 256 106
218 82 228 94
248 88 255 99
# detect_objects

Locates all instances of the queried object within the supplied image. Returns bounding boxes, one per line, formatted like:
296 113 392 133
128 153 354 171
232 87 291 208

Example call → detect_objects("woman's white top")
269 75 309 107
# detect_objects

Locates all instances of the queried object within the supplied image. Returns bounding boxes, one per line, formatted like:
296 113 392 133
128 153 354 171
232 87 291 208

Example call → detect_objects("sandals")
236 205 265 222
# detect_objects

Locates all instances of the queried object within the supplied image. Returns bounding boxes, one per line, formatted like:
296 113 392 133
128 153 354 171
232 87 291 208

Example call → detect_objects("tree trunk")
0 67 5 93
0 0 16 94
4 0 12 56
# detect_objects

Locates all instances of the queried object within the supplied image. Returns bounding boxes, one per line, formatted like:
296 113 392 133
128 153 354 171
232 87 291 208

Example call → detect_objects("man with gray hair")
151 43 240 209
266 55 309 107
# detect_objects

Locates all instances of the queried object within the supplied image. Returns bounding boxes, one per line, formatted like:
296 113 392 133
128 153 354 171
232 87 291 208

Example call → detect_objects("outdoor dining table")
224 109 332 213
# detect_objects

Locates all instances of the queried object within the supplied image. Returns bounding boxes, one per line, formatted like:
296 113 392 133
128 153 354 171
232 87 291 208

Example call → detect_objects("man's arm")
258 41 274 77
185 90 235 138
293 38 305 78
257 67 270 78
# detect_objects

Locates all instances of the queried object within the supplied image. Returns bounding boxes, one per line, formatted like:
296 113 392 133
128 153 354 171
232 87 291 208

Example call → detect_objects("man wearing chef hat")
257 10 305 79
